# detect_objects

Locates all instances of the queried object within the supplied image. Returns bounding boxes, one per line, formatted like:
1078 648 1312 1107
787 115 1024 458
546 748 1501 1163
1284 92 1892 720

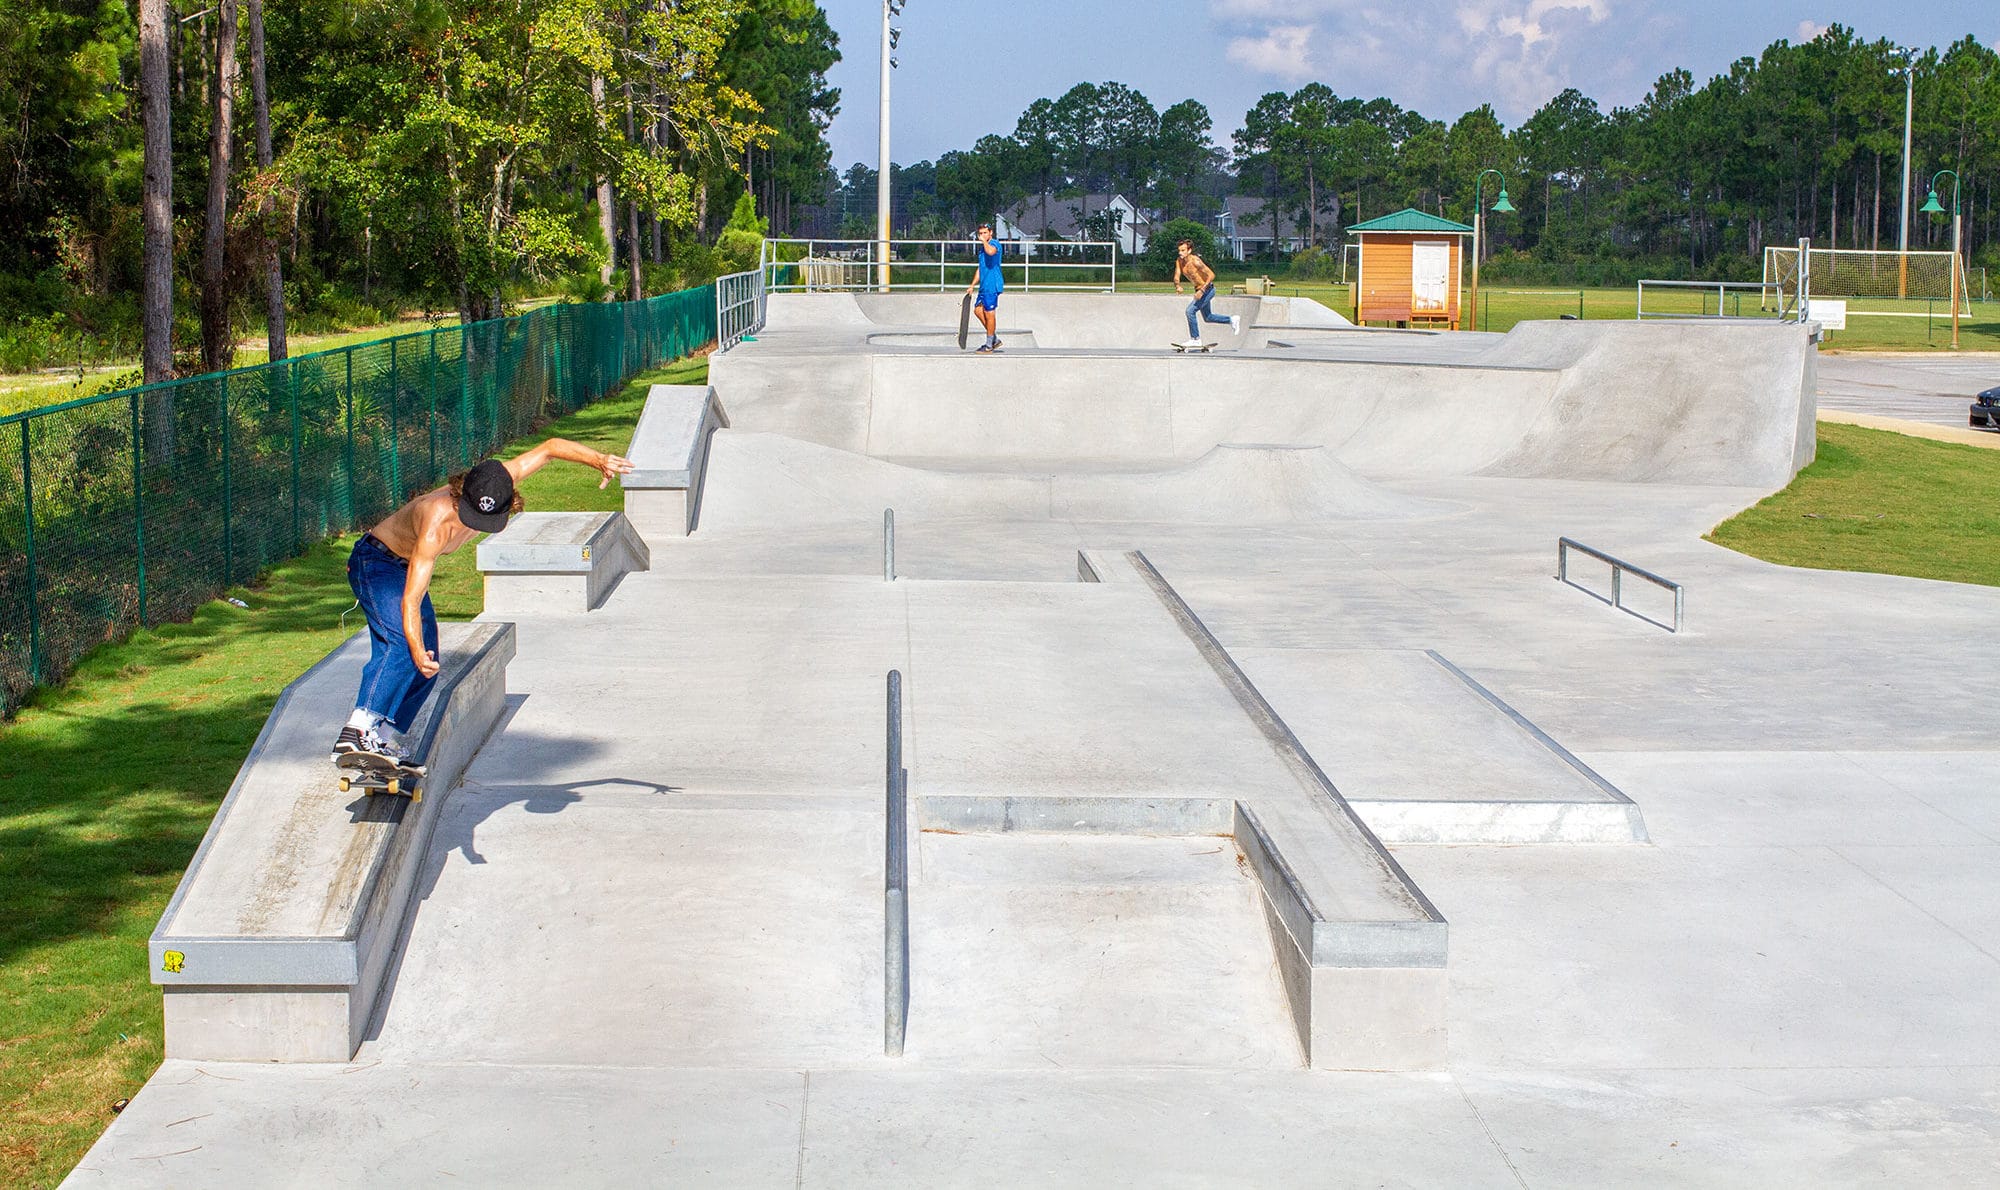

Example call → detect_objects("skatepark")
66 292 2000 1185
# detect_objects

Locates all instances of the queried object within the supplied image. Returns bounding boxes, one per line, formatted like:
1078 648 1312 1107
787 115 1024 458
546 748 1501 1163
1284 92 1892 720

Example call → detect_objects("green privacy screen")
0 286 715 714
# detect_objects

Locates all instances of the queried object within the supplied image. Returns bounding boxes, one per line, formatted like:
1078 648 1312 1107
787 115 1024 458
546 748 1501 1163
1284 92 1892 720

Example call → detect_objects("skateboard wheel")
339 777 351 793
386 778 401 796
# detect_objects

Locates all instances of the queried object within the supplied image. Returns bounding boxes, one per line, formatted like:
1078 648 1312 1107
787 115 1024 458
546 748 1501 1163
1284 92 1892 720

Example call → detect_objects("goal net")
1762 246 1969 313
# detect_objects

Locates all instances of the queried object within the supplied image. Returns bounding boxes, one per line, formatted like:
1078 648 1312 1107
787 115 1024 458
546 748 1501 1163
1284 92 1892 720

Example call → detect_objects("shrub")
1141 219 1221 282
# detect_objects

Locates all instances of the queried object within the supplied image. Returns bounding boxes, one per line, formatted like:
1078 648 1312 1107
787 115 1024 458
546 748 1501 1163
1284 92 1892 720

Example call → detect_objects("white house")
995 193 1154 257
1214 196 1307 260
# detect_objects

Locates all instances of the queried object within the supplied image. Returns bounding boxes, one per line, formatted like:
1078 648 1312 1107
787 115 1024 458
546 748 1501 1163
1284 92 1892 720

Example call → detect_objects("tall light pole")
1921 170 1961 349
1469 169 1513 332
1896 48 1916 298
877 1 904 292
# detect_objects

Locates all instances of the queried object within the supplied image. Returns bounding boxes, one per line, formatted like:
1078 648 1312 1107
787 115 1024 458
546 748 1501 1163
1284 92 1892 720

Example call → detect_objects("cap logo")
477 495 498 513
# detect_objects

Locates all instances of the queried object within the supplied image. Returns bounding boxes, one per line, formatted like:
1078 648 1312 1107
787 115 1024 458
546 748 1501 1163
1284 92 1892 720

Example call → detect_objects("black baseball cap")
457 459 515 533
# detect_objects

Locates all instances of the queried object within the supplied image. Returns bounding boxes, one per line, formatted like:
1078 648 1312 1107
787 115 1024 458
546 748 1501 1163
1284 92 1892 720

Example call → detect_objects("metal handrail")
715 269 766 352
1557 537 1684 632
1635 279 1777 322
884 670 910 1057
761 237 1118 294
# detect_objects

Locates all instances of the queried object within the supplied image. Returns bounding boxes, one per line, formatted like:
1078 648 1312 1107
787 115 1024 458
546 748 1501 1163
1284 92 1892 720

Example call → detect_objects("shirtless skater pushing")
1173 239 1240 348
332 439 632 767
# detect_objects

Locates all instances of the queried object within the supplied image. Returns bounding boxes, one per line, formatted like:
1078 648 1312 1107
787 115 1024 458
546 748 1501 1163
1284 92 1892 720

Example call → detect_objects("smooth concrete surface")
75 294 2000 1185
477 510 650 614
148 622 514 1061
620 382 728 539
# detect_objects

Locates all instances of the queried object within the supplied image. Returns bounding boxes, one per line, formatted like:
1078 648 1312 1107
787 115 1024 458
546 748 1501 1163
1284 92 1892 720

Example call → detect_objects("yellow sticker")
581 547 591 561
162 950 185 974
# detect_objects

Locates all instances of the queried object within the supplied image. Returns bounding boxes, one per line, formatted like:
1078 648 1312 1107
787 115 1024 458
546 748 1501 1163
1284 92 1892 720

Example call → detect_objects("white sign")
1811 298 1846 331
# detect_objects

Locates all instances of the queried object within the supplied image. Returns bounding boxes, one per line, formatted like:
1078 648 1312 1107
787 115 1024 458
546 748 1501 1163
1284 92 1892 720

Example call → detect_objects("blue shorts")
975 289 1001 312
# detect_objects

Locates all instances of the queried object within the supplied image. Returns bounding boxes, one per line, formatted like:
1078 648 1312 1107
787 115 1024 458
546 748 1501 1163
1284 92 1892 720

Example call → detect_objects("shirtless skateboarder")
332 440 632 766
1173 239 1240 348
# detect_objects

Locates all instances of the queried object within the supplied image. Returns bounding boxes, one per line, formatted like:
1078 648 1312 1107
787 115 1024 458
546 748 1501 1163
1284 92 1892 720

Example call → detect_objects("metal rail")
715 269 766 352
1557 537 1684 633
1635 279 1777 322
884 670 910 1057
882 508 896 582
761 237 1118 294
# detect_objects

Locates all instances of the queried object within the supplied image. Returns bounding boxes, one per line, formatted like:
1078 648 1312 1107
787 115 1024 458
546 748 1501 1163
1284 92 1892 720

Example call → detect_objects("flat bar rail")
884 670 910 1057
715 269 766 353
882 508 895 582
1557 537 1685 633
761 238 1119 294
1635 278 1779 322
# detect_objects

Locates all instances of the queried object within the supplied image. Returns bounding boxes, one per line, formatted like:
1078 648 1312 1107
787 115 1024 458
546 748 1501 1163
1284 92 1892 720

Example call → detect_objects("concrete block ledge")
148 621 516 1062
621 383 729 540
477 511 650 615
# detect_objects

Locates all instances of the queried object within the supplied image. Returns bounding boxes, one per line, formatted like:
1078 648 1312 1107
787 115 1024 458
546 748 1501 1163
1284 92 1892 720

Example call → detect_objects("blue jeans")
1186 283 1230 339
348 534 438 733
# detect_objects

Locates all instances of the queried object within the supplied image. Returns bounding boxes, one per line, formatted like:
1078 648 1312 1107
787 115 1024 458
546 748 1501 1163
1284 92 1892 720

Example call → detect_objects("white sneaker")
1230 314 1243 333
1176 338 1203 348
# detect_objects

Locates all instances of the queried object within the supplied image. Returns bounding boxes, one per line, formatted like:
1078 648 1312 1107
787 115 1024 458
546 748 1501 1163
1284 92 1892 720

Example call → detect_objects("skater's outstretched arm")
504 437 633 489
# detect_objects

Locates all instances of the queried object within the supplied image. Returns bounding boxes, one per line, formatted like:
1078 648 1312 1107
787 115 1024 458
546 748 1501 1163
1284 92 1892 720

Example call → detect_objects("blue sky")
818 0 1997 170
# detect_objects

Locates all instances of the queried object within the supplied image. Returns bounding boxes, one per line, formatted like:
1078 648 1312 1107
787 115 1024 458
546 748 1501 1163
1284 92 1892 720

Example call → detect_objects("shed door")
1411 241 1450 312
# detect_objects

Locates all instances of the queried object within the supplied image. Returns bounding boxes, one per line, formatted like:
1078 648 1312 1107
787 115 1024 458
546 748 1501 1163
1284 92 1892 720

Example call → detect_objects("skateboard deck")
336 752 426 801
1170 341 1217 353
958 293 973 349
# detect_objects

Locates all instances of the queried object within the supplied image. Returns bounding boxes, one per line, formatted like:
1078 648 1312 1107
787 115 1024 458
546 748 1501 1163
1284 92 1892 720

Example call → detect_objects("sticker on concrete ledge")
161 950 185 974
581 547 591 562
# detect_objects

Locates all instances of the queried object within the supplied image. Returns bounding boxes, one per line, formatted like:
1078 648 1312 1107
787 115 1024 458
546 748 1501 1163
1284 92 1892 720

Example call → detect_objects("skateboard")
1169 341 1217 353
957 293 973 349
336 752 426 801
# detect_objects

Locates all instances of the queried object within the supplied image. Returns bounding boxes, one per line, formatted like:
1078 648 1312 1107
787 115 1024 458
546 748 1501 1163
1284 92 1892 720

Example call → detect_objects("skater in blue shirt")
965 223 1004 353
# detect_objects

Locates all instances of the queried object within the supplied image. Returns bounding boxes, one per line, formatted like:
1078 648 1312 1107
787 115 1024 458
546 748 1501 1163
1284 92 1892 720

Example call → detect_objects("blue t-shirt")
976 240 1004 293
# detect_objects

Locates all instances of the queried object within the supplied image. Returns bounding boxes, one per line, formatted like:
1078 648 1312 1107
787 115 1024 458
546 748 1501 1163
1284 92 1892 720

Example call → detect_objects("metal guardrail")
761 237 1118 293
715 269 766 353
1557 537 1684 633
882 508 895 582
1635 279 1782 322
884 669 910 1057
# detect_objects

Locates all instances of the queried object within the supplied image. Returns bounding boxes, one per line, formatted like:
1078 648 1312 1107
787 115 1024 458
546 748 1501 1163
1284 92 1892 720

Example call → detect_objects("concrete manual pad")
904 832 1299 1068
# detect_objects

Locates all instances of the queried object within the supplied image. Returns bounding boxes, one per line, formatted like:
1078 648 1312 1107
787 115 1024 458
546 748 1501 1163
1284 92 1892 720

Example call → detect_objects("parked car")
1972 385 2000 431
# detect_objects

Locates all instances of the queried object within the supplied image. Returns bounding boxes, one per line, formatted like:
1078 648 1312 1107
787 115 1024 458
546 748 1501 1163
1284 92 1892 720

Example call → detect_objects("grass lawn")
1120 280 2000 350
1709 421 2000 586
0 354 704 1188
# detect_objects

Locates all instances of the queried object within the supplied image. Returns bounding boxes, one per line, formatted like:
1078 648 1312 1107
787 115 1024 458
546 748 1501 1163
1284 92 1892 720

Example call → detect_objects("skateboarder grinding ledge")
1173 239 1240 349
965 223 1004 353
333 440 633 771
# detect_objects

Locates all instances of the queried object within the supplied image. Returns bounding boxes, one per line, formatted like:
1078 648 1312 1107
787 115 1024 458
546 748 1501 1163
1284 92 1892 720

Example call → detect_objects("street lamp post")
1897 48 1916 298
1920 169 1962 350
877 1 905 293
1469 169 1513 332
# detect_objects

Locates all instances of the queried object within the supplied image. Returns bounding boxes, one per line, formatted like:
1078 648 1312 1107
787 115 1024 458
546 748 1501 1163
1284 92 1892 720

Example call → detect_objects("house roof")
1346 208 1474 235
999 193 1152 239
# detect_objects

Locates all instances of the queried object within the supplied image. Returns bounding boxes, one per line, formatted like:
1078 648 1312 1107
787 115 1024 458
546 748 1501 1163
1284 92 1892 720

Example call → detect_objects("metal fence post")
344 349 356 523
130 391 147 626
220 373 234 586
289 365 301 549
388 337 402 500
428 334 439 482
21 419 40 683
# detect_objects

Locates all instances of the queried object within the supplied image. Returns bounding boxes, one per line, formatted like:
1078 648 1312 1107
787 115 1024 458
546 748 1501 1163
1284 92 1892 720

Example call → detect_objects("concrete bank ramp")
697 432 1451 527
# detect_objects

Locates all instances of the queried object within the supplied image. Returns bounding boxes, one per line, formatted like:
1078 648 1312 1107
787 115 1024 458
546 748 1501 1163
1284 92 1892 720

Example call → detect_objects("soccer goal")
1762 245 1969 314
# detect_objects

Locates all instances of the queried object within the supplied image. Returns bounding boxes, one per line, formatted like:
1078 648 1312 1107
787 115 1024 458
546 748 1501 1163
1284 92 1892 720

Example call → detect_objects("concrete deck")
68 294 2000 1186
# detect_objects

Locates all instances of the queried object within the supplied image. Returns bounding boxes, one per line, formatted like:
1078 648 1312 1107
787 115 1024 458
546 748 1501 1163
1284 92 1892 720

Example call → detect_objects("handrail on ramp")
884 670 910 1057
1558 537 1684 633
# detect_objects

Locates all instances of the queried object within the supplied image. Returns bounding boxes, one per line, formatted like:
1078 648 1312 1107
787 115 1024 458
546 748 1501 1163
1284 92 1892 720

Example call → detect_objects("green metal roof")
1346 208 1474 234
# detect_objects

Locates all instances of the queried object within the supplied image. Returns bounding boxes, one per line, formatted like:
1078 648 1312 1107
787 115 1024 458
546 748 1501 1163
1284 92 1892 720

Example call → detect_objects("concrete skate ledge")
478 512 650 614
148 621 515 1061
621 383 728 539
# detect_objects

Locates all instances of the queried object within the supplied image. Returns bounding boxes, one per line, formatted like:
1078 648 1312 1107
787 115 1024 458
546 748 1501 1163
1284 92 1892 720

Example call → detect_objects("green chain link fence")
0 285 716 715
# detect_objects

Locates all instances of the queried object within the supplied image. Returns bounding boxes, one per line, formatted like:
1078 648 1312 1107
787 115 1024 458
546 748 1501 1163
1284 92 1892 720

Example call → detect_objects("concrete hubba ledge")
149 622 516 1062
621 383 728 541
477 511 650 615
917 794 1446 1071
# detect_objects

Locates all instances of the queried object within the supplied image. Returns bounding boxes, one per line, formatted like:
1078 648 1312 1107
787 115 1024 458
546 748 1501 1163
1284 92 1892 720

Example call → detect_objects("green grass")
1708 421 2000 586
0 353 704 1188
1120 281 2000 350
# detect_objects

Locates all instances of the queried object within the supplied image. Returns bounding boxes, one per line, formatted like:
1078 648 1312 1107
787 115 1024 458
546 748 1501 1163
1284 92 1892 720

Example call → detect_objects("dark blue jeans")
348 534 438 733
1185 282 1230 338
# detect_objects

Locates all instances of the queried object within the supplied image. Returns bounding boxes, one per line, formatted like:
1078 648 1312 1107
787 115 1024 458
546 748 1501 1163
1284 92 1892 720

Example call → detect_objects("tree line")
817 25 1998 284
0 0 839 381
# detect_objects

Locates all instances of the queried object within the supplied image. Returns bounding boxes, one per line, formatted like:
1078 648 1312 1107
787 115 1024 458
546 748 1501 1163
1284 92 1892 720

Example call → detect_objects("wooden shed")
1347 209 1473 329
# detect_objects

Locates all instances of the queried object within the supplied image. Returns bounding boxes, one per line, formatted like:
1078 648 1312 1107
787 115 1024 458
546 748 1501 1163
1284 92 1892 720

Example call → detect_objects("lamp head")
1491 188 1515 214
1919 190 1944 215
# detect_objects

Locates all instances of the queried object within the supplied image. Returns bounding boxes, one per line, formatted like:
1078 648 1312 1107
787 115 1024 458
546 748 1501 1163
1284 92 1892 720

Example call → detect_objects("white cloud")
1795 20 1830 42
1225 24 1318 81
